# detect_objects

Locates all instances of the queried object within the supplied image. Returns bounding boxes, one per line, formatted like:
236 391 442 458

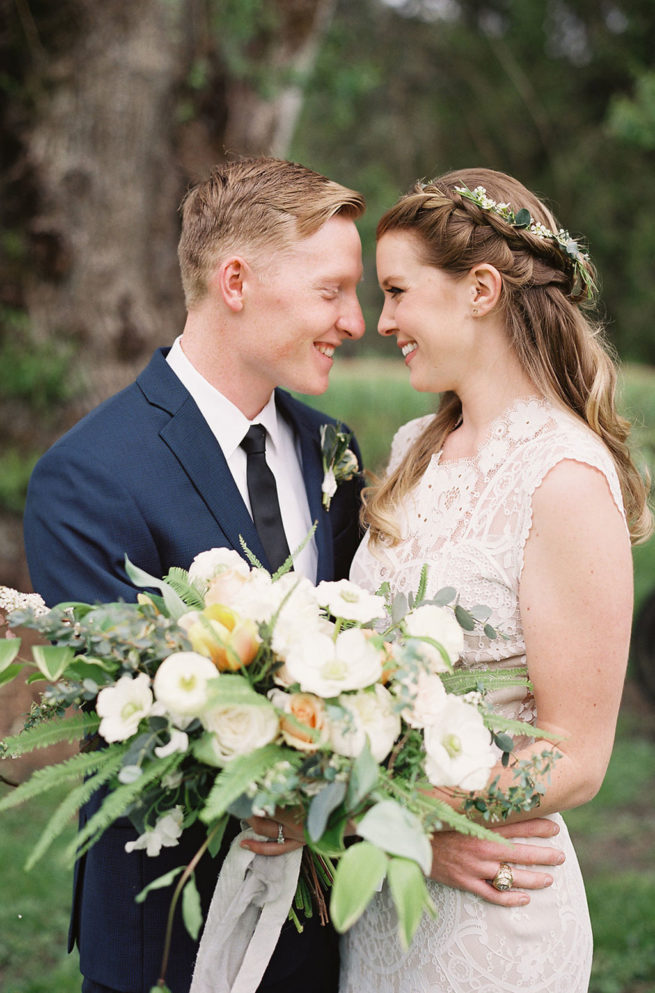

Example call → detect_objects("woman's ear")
210 257 248 312
469 263 502 316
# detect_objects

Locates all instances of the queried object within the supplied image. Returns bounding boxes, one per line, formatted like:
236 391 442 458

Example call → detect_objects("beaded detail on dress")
341 396 623 993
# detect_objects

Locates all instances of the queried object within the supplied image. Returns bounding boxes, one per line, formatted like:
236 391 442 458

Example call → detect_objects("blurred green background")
1 1 654 991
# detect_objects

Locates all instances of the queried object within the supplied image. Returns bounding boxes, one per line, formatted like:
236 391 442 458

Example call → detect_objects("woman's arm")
443 458 633 821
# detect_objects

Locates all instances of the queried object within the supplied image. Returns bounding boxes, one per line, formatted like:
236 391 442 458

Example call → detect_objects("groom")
24 157 562 993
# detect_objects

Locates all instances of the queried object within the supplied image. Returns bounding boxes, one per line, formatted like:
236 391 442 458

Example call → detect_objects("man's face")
233 215 365 412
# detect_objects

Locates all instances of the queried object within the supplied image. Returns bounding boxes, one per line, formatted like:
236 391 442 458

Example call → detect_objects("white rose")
400 670 448 729
153 652 218 717
404 604 464 672
188 547 250 583
201 701 279 765
423 696 497 790
315 579 386 624
330 683 400 763
96 672 153 743
124 806 184 857
285 627 384 698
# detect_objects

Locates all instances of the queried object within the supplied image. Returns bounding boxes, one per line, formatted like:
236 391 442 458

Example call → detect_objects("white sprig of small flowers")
319 423 360 510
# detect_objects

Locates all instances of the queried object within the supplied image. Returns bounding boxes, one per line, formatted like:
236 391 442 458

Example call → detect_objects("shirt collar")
166 336 282 458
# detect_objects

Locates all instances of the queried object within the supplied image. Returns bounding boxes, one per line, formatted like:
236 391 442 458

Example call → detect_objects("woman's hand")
240 810 306 856
430 818 565 906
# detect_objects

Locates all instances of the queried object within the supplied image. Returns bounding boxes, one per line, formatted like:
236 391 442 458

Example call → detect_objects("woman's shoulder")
519 399 626 522
387 414 435 474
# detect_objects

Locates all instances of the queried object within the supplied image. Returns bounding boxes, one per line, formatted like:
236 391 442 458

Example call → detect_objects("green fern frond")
440 667 530 695
163 568 205 610
481 710 562 742
66 753 183 862
0 744 128 813
2 713 100 758
24 750 128 870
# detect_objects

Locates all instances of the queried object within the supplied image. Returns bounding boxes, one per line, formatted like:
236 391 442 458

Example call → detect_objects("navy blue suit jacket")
23 348 364 993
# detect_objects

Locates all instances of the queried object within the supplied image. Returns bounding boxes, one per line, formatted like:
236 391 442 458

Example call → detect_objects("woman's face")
376 230 474 394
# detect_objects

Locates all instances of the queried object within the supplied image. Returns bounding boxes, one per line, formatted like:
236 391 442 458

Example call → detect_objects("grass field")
1 359 654 992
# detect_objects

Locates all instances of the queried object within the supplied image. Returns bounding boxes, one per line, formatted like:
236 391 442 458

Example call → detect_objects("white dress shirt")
166 337 318 581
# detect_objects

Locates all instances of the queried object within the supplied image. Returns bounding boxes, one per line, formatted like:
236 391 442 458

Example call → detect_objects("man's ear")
469 263 502 315
211 257 248 312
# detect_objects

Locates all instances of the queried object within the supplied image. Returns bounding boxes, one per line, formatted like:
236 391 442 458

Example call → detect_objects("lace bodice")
351 397 625 719
341 395 617 992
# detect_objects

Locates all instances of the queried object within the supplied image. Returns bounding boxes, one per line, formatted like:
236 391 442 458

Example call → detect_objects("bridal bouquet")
0 549 549 978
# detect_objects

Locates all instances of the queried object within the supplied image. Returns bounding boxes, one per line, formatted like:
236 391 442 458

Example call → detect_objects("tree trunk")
0 0 334 592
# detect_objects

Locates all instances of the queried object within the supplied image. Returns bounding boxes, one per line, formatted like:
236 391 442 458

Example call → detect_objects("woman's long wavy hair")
364 167 652 547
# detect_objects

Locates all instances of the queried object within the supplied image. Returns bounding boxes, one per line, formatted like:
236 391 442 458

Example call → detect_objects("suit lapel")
138 350 270 567
276 390 334 582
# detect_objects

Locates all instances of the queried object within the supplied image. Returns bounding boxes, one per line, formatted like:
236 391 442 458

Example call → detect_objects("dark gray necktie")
240 424 291 572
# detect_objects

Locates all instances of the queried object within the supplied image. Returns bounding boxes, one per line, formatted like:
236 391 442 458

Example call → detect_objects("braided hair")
364 167 651 546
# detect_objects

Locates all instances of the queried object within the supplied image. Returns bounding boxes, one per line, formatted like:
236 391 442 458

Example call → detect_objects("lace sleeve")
516 427 628 579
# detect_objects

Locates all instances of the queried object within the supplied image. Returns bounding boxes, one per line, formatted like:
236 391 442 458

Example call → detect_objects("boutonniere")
320 423 359 510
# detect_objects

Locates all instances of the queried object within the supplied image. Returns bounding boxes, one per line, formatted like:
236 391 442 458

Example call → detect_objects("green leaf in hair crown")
455 184 596 300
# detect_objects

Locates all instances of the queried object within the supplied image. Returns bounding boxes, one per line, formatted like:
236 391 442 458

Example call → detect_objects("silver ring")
491 862 514 891
276 822 285 845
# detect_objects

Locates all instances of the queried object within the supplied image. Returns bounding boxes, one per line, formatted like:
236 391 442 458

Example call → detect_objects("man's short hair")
178 157 366 308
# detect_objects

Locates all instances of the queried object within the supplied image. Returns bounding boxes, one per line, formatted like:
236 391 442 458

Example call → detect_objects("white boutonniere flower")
320 423 359 510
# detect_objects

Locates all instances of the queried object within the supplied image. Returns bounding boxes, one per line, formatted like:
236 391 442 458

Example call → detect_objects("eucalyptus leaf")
387 856 436 950
329 841 388 933
514 207 532 228
430 586 457 606
356 800 432 875
182 874 203 940
454 604 475 631
391 592 409 624
307 780 347 842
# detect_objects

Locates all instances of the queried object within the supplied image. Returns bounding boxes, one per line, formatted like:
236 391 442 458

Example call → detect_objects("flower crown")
454 184 596 300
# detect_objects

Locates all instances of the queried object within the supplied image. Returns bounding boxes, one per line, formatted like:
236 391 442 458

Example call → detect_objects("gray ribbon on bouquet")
189 828 303 993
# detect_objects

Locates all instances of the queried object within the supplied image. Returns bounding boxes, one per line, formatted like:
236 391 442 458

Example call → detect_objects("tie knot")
241 423 267 456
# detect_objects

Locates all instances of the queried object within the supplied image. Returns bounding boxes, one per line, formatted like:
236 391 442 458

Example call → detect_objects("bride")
339 168 651 993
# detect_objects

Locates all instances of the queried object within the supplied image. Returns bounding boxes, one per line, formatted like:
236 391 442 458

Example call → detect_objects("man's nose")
337 295 366 339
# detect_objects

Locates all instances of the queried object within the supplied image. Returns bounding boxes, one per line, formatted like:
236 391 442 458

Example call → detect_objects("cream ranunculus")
152 651 218 717
314 579 387 624
268 688 328 752
201 701 279 765
96 672 153 742
284 627 384 698
329 683 400 762
124 806 184 857
400 670 448 729
423 696 497 790
188 547 250 585
404 604 464 672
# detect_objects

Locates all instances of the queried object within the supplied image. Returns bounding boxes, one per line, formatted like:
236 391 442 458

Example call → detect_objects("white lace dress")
341 397 627 993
